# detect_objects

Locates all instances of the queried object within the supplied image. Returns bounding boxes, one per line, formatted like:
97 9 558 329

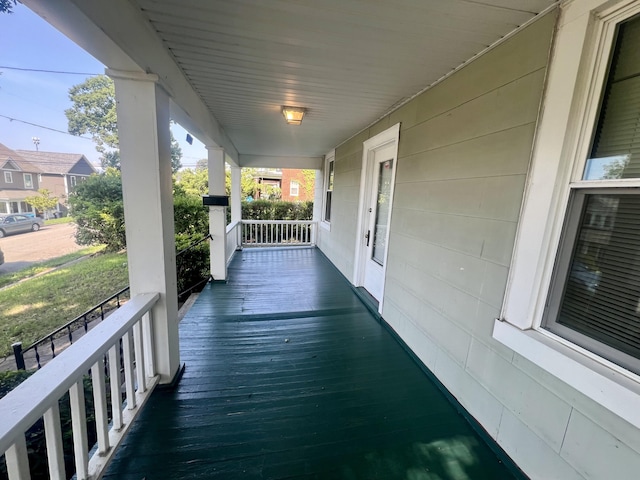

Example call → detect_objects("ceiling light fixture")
282 106 306 125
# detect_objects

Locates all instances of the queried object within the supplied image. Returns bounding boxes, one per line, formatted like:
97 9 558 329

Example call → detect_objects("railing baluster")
69 380 89 480
43 403 66 480
133 321 146 394
122 331 137 410
91 359 110 455
108 344 124 430
34 345 41 370
5 435 31 480
142 311 156 377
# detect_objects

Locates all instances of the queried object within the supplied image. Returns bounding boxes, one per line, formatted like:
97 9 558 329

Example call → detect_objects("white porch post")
230 165 242 225
207 147 227 280
313 169 323 222
109 70 180 384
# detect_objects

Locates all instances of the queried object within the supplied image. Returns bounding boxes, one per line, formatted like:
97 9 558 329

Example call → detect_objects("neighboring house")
251 168 314 201
281 169 314 202
0 143 42 215
7 1 640 478
16 150 97 215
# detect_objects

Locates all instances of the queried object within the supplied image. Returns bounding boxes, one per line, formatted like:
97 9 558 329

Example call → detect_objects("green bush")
175 233 210 300
174 194 209 237
68 171 125 252
241 200 313 220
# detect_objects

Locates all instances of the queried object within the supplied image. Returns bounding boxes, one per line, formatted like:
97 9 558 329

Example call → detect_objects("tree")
176 165 208 197
301 170 316 199
24 189 59 219
66 75 183 173
67 169 126 251
0 0 17 14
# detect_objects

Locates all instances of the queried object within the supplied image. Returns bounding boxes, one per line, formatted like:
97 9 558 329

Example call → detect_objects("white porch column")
313 169 323 222
207 147 227 280
109 70 180 384
230 165 241 224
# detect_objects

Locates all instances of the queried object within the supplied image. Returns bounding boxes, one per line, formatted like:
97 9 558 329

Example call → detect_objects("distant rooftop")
16 150 97 175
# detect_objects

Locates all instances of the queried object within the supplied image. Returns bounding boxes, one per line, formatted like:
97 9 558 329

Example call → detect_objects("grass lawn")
0 252 129 357
44 217 74 226
0 246 105 289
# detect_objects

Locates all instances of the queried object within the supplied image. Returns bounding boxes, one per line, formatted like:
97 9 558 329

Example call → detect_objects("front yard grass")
0 251 129 357
44 216 74 226
0 246 105 289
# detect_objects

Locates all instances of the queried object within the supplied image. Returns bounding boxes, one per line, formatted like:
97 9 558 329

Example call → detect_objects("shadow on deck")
104 247 521 479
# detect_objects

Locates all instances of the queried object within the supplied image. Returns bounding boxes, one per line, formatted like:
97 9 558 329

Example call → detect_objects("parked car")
0 214 44 238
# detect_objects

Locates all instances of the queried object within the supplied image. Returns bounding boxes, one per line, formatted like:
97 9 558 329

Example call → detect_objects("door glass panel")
372 159 393 265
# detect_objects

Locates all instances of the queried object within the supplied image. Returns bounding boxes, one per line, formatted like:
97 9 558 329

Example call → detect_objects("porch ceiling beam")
239 155 323 170
22 0 239 164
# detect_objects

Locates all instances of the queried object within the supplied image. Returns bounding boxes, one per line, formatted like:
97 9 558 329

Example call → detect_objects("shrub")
241 200 313 220
68 171 125 252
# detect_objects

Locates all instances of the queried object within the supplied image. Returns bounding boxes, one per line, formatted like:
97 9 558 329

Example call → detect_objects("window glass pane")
372 159 393 265
553 193 640 368
328 161 334 190
585 15 640 180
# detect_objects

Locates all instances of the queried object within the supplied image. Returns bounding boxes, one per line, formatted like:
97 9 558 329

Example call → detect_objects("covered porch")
103 247 519 479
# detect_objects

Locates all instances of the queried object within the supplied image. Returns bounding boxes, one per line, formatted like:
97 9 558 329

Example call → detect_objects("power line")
0 114 93 140
0 65 101 76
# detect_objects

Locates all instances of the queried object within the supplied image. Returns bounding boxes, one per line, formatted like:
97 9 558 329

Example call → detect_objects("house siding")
319 9 640 478
70 158 96 176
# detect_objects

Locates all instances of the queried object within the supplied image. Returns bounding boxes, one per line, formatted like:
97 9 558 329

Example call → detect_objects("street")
0 223 83 274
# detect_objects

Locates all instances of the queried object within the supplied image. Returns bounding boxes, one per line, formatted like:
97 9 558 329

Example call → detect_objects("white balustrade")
226 220 242 264
241 220 317 247
0 293 160 480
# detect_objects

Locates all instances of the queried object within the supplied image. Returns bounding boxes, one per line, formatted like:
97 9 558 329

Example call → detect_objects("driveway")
0 223 83 274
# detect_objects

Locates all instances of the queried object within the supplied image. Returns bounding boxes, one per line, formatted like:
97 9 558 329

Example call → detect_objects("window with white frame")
543 13 640 374
494 1 640 427
4 171 12 183
322 155 334 223
24 173 33 189
70 176 77 187
290 180 299 197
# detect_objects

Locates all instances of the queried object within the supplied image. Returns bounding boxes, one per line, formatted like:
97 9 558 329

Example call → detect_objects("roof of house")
16 150 97 175
0 143 43 173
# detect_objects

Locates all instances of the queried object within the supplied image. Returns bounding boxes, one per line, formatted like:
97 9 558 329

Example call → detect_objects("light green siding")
318 8 640 478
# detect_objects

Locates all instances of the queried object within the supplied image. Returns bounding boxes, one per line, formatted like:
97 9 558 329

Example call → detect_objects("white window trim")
24 173 33 189
320 150 335 231
4 171 12 183
290 180 299 197
495 0 640 429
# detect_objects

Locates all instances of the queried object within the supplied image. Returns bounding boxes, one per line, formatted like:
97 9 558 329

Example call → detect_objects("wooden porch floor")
104 247 520 479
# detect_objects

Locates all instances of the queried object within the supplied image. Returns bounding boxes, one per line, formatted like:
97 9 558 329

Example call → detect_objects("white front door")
362 142 396 301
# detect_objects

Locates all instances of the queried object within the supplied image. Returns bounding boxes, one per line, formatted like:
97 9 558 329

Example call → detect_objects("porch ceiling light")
282 106 306 125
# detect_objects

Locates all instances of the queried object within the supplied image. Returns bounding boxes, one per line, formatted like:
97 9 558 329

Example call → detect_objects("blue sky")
0 4 207 168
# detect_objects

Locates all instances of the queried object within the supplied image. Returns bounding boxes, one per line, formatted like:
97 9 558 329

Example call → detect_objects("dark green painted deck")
104 247 519 479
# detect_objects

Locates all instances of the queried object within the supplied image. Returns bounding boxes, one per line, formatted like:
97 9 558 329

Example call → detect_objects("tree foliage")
68 169 126 252
24 189 59 217
66 75 182 173
0 0 17 14
66 75 118 154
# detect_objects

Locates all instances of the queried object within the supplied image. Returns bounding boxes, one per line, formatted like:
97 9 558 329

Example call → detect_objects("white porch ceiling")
29 0 557 165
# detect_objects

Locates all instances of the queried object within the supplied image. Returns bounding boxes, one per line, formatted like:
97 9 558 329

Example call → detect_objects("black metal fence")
12 234 213 371
12 286 130 370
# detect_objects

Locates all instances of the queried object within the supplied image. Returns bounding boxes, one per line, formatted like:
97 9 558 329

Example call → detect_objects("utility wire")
0 114 93 140
0 65 101 76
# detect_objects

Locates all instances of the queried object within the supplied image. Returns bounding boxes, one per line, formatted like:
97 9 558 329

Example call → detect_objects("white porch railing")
226 220 242 264
240 220 317 247
0 293 160 480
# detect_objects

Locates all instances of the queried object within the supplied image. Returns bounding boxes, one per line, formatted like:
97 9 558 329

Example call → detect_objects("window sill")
493 319 640 428
320 221 331 232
